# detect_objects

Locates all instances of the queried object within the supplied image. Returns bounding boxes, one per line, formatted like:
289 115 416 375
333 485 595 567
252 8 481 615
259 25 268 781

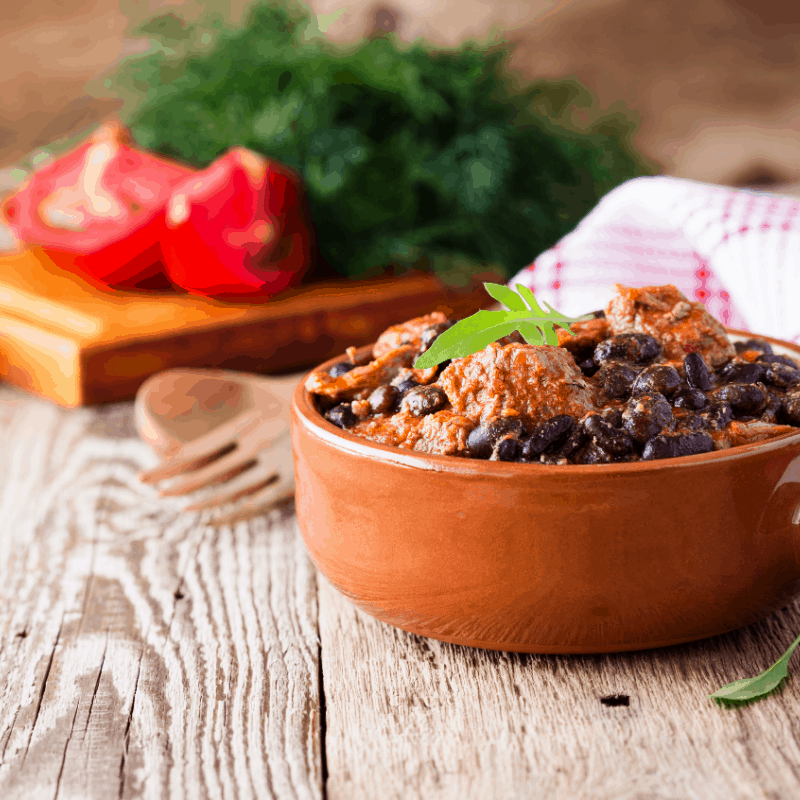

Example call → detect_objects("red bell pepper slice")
2 121 194 289
161 147 311 301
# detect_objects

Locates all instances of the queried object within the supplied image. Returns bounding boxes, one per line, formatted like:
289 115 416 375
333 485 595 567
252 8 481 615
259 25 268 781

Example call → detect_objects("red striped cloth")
509 177 800 344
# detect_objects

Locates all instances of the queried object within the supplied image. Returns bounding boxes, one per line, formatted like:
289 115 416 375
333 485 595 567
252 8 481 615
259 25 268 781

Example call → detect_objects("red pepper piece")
161 147 312 300
2 121 194 289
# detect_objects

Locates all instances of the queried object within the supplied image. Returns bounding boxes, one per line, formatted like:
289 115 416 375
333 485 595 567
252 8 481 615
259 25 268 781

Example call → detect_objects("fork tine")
158 448 260 497
185 433 295 515
138 412 287 484
183 473 280 511
138 411 268 483
139 442 238 483
207 486 295 527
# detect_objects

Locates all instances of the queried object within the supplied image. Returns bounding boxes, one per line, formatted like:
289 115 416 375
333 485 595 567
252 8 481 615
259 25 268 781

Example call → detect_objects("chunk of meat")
414 411 475 455
556 316 611 362
606 284 735 367
351 399 371 419
350 413 424 448
710 420 796 449
439 342 598 426
372 312 447 359
556 316 610 347
391 365 439 386
351 410 474 455
497 317 609 353
305 346 415 401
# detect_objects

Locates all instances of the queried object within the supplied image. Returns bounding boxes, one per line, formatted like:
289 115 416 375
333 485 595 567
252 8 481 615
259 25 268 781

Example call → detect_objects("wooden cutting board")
0 249 495 406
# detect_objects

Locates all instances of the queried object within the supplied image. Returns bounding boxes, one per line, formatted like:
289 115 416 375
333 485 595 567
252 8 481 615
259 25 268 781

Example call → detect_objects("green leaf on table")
709 632 800 706
413 282 591 369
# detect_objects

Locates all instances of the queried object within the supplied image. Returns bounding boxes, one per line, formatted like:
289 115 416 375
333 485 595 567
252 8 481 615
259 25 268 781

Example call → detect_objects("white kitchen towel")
509 176 800 344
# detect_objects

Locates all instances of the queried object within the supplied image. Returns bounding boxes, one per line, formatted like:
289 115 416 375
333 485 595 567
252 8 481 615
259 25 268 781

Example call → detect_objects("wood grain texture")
9 381 800 800
0 388 322 800
318 573 800 800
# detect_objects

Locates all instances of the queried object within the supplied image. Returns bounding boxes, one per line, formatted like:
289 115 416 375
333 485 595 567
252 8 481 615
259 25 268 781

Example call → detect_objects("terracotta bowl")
291 331 800 653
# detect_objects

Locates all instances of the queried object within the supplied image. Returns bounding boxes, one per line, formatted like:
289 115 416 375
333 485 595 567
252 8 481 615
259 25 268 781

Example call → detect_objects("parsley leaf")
709 632 800 706
413 282 591 368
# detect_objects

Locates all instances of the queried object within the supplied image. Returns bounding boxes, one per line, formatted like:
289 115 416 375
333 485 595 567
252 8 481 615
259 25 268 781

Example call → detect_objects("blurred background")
1 0 800 192
0 0 798 402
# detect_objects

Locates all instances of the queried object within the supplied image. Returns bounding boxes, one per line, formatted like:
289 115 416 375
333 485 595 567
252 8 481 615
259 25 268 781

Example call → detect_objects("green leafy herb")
99 1 650 281
413 282 590 368
709 632 800 706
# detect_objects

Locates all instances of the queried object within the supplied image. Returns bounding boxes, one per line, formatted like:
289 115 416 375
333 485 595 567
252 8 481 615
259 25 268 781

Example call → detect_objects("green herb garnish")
709 632 800 706
414 282 591 369
100 1 649 281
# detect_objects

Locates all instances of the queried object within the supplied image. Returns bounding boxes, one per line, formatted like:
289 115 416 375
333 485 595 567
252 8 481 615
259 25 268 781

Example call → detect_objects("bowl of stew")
291 284 800 653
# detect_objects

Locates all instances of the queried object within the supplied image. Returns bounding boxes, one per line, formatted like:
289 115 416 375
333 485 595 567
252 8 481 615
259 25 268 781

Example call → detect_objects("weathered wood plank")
318 571 800 800
0 388 322 800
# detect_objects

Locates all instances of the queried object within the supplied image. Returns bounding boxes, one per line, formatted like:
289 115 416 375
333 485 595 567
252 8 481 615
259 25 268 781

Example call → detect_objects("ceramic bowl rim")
292 327 800 476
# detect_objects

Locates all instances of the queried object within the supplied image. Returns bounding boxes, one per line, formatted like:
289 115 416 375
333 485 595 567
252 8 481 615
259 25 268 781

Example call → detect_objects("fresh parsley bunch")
103 1 649 280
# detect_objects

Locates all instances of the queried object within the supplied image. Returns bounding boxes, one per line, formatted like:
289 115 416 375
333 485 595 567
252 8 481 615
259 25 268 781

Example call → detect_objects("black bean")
325 403 357 429
622 392 674 443
395 376 419 395
599 406 624 428
717 361 767 384
642 432 714 461
584 414 633 455
573 441 616 464
590 309 607 319
594 363 638 399
467 427 492 459
761 397 783 424
519 415 574 459
700 401 733 430
734 338 773 355
564 338 597 364
329 361 354 378
402 386 447 417
579 358 600 377
684 352 713 391
675 413 707 432
640 435 675 461
492 436 521 462
672 388 708 410
711 383 768 417
314 393 337 415
367 384 400 414
594 333 661 366
540 425 588 463
674 431 715 456
467 416 527 459
419 320 455 352
758 353 799 369
765 363 800 390
632 365 681 397
782 391 800 426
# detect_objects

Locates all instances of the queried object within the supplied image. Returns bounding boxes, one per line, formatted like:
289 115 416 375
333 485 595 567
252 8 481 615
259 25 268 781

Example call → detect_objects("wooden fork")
135 368 303 525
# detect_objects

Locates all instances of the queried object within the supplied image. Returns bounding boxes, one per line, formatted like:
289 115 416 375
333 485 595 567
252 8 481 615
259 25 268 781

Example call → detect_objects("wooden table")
2 385 800 800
